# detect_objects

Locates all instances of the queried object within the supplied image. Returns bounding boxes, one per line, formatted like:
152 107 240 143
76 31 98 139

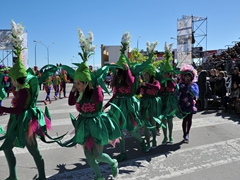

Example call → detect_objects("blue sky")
1 0 240 69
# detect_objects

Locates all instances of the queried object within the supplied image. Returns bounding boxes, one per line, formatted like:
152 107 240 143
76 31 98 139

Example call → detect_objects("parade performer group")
0 19 200 180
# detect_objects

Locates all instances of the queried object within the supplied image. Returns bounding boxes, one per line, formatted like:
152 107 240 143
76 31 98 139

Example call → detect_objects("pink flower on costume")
81 103 96 113
146 89 157 95
193 100 196 105
166 87 175 92
118 86 131 94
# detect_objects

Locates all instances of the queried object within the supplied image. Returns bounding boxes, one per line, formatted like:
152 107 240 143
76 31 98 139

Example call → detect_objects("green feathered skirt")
108 96 142 132
0 107 52 150
140 96 162 128
160 92 179 120
69 112 121 151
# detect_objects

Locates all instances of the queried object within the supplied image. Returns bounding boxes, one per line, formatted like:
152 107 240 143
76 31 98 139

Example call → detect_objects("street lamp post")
137 36 141 50
33 40 41 66
34 40 54 65
40 42 54 65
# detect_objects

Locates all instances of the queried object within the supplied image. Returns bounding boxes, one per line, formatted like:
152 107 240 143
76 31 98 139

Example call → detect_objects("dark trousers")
182 113 193 138
60 82 66 97
199 89 206 110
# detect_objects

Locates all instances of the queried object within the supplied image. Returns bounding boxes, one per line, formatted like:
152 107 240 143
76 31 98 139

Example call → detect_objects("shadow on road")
47 136 185 180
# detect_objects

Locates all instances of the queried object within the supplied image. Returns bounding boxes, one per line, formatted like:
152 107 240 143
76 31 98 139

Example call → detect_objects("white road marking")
0 116 237 156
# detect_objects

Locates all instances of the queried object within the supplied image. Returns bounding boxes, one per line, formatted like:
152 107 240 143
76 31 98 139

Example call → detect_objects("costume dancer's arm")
68 91 78 106
166 80 176 92
145 80 161 90
126 68 135 85
93 86 103 103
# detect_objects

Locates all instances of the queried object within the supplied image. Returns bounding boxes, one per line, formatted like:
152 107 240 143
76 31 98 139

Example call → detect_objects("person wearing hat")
157 43 179 145
63 29 120 180
104 58 149 161
0 58 53 180
0 20 62 180
103 37 155 161
178 64 199 142
105 56 151 160
136 64 162 149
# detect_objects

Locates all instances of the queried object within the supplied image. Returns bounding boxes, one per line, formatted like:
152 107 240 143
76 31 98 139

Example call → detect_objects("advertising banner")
177 16 193 67
0 30 12 50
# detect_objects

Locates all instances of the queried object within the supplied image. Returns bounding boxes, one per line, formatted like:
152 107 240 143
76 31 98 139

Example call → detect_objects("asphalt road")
0 83 240 180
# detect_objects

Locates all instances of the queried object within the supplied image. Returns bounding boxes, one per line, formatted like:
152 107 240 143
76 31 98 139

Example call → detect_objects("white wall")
104 45 121 64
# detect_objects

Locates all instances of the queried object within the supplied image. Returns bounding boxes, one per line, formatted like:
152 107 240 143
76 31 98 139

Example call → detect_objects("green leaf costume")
155 49 181 121
0 60 64 150
59 56 121 148
105 54 153 132
139 64 164 129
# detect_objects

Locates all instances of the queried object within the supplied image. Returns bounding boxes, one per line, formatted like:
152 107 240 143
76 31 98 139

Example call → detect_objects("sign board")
177 16 193 67
0 30 12 50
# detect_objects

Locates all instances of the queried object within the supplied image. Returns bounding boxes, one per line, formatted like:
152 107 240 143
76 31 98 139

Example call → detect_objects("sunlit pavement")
0 84 240 180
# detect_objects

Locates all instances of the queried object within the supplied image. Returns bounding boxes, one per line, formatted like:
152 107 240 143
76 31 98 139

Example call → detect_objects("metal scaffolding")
175 15 207 67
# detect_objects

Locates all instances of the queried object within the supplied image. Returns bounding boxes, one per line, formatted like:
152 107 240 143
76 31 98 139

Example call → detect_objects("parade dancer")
52 73 61 100
158 42 179 145
59 29 120 180
178 64 199 143
34 66 42 90
0 20 49 180
43 76 52 105
137 62 162 149
104 32 154 161
59 69 68 98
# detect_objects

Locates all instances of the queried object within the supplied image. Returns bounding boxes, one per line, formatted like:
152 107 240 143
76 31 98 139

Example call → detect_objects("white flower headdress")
8 20 26 58
77 28 96 62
